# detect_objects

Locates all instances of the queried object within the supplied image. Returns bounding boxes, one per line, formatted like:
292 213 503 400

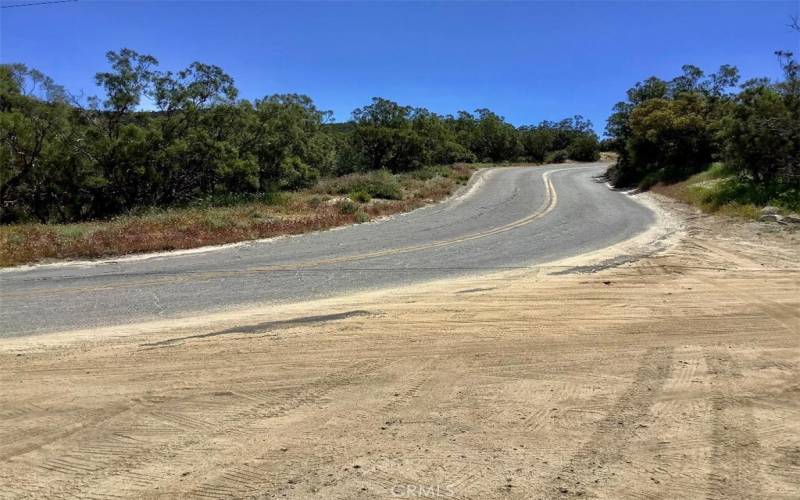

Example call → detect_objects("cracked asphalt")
0 163 654 337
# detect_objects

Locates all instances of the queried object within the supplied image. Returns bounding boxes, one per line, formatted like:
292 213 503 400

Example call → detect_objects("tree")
411 108 475 165
469 109 521 162
669 65 704 95
0 64 83 222
605 65 741 186
2 47 606 223
519 125 553 162
350 98 427 172
567 134 600 161
94 49 158 135
250 94 333 188
719 52 800 185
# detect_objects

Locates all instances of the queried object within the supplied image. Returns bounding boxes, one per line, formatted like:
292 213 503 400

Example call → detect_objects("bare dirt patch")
1 193 798 499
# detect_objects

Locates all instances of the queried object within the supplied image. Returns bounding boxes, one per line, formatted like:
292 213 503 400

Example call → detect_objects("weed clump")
319 170 403 200
349 190 372 203
354 209 370 223
337 199 359 214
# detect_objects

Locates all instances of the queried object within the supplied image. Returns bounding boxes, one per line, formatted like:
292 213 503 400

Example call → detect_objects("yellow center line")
2 167 577 299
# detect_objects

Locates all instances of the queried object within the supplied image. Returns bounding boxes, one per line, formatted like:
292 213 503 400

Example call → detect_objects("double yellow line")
261 167 559 269
2 167 569 299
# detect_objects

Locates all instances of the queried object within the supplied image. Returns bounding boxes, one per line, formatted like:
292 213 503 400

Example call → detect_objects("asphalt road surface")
0 163 654 337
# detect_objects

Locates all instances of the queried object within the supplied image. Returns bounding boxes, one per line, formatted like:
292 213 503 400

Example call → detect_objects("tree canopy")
605 54 800 189
1 49 600 223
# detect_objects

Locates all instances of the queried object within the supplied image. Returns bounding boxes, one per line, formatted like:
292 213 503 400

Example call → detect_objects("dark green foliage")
545 149 568 164
519 116 598 162
467 109 522 162
718 55 800 185
567 134 600 161
606 53 800 191
1 49 601 223
324 170 403 200
627 93 714 182
1 53 337 223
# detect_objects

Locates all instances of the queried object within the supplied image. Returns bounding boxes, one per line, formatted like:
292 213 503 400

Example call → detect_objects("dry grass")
2 196 798 499
0 164 478 267
599 151 618 162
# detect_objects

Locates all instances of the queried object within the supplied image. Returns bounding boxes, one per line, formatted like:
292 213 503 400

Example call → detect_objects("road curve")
0 163 654 337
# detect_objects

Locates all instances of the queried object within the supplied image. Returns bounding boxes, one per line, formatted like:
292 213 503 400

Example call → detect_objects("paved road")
0 163 654 337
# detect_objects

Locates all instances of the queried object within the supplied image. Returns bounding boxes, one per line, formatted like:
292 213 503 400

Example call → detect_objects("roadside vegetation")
651 162 800 219
0 164 477 267
1 48 600 228
604 48 800 218
0 48 604 265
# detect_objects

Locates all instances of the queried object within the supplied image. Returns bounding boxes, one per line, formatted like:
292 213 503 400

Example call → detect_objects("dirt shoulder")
1 193 798 499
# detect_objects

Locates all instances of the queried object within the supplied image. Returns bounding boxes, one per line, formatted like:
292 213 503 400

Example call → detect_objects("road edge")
0 165 506 274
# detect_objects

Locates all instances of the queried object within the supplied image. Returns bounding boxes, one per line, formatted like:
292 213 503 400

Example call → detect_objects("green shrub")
354 209 370 223
638 172 662 190
545 149 568 163
657 163 800 218
719 85 800 185
566 135 600 161
349 190 372 203
337 199 358 214
323 169 403 200
702 178 800 212
704 162 731 179
279 155 319 190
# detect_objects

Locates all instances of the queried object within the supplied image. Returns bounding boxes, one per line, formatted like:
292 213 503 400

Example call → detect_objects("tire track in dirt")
707 277 799 335
183 357 452 499
188 453 338 499
365 358 488 498
690 240 800 334
2 193 798 499
594 349 712 499
367 457 478 500
167 359 393 498
518 376 618 436
378 358 437 416
0 403 133 462
543 346 674 498
2 360 381 499
705 350 763 499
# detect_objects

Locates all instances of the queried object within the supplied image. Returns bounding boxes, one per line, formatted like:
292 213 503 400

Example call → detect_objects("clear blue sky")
1 1 798 133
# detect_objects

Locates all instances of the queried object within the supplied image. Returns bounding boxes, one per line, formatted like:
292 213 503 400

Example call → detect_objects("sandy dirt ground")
1 194 799 499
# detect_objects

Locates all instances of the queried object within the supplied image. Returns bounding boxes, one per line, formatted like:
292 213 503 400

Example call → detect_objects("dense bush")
566 134 600 161
545 149 568 163
519 115 599 163
1 49 602 223
320 170 404 200
718 77 800 185
606 54 800 191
